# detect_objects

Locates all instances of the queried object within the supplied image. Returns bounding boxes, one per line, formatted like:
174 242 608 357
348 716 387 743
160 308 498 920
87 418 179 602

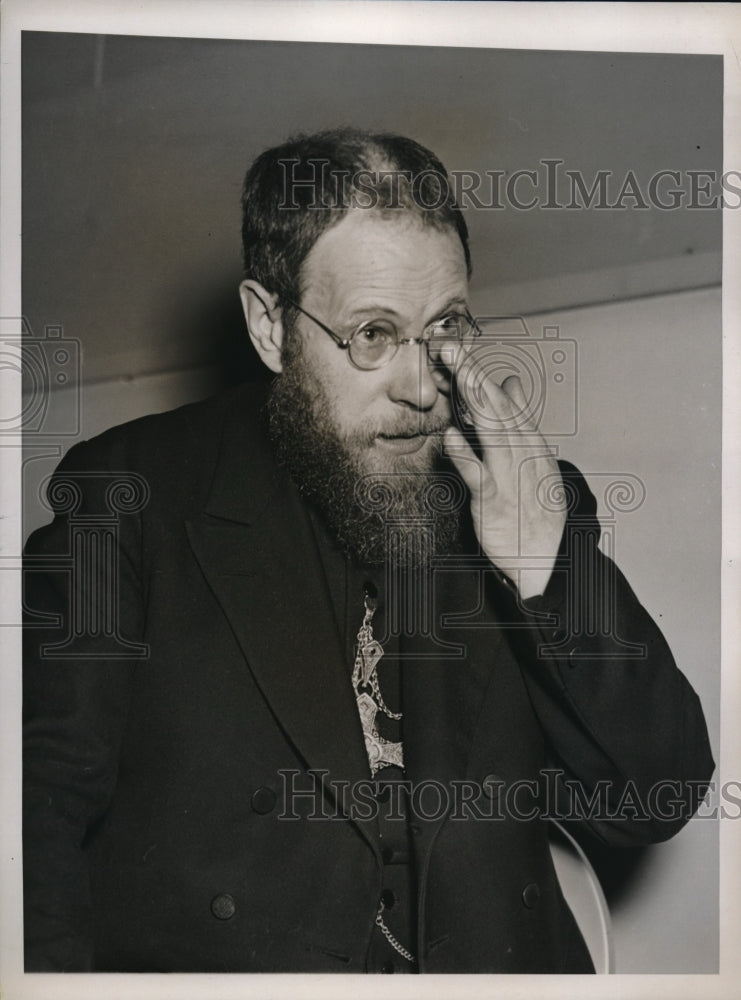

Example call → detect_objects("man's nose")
386 341 448 411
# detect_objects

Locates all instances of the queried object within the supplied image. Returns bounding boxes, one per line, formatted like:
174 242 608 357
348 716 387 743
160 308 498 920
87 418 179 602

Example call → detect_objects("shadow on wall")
178 279 263 387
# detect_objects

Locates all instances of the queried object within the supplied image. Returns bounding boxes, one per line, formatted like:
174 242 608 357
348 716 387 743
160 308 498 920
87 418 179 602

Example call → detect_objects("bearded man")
23 128 713 974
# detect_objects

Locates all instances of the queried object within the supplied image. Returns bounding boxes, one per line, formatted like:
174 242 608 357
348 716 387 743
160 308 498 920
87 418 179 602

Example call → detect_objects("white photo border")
1 2 739 998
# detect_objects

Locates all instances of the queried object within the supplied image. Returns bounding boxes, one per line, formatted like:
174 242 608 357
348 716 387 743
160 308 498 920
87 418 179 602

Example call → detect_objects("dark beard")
265 337 466 568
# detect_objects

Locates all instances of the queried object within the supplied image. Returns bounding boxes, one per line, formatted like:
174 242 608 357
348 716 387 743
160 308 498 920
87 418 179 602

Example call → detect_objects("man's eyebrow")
427 296 470 321
342 296 470 327
342 304 403 324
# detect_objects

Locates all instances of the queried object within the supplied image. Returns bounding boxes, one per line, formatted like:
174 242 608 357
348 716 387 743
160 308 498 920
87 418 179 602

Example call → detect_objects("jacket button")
522 882 540 909
381 961 395 973
381 846 395 864
482 774 504 798
251 786 277 814
211 893 236 920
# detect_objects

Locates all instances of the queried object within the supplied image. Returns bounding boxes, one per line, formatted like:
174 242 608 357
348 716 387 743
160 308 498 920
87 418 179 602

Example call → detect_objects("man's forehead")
307 204 463 252
300 208 468 310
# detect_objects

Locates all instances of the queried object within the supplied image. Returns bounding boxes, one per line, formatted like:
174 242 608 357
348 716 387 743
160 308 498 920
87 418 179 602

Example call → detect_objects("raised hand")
441 340 567 600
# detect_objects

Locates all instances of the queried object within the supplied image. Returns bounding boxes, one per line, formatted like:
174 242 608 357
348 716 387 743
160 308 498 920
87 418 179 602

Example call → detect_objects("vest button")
522 882 540 909
211 893 236 920
482 773 504 798
380 889 396 910
251 786 277 814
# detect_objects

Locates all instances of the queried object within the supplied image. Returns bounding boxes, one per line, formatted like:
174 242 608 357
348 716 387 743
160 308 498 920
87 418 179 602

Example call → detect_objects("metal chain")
368 668 402 721
351 598 374 689
356 593 414 966
375 903 417 966
353 593 402 720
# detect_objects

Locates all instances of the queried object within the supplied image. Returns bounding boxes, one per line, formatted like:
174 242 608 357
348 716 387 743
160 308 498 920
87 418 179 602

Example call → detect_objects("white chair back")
549 820 613 973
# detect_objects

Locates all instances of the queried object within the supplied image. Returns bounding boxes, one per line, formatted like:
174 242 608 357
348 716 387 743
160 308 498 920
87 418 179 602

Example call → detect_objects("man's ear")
239 279 284 373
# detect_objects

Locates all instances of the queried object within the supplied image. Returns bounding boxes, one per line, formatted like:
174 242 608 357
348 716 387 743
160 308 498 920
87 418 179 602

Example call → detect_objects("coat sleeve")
23 437 145 970
506 461 715 847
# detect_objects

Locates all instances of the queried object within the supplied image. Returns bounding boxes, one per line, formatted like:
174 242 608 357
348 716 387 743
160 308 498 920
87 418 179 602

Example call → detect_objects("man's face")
267 208 470 565
292 208 469 473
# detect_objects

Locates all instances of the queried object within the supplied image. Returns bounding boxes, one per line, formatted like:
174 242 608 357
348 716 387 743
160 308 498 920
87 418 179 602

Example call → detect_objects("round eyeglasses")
281 296 480 371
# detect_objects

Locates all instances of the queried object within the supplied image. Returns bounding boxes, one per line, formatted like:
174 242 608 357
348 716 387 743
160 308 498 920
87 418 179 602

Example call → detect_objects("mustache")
350 415 451 445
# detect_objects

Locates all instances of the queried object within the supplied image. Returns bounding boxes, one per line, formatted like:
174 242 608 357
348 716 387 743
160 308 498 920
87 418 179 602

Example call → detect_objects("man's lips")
374 431 438 454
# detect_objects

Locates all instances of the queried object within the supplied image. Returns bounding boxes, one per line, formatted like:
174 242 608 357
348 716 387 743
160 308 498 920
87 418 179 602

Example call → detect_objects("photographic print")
1 3 738 998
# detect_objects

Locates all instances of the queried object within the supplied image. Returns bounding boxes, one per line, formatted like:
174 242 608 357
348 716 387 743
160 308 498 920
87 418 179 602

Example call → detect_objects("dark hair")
240 127 471 306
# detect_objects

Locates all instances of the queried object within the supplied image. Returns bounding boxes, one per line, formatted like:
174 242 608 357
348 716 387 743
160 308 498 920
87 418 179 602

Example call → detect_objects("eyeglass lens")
349 315 475 370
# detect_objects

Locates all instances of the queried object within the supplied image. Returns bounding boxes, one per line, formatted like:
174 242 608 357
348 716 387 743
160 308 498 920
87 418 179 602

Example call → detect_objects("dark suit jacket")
23 381 714 973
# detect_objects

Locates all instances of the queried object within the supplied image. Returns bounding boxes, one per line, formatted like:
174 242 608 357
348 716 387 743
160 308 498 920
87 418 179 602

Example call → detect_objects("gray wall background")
21 32 722 973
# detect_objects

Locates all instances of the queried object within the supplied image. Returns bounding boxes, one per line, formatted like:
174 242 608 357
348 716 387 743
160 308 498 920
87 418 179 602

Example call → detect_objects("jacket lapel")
401 557 505 779
401 558 512 861
185 384 379 852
